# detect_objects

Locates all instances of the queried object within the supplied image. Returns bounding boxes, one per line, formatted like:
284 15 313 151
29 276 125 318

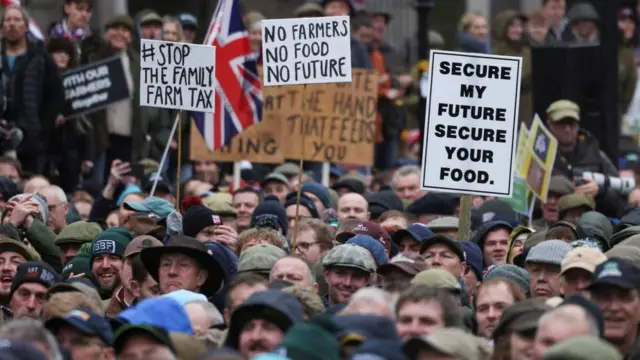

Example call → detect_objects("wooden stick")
458 194 473 240
176 110 183 210
292 84 308 247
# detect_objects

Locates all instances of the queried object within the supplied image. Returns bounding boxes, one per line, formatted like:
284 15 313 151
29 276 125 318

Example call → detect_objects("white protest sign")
140 39 216 112
261 16 352 86
420 50 522 197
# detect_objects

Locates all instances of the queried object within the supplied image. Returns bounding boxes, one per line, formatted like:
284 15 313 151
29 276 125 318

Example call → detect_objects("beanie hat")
284 193 320 219
251 197 288 235
484 264 530 295
182 205 223 237
275 314 340 360
561 294 605 338
11 261 60 297
526 240 573 266
62 243 94 283
346 234 388 266
90 227 132 264
301 183 331 209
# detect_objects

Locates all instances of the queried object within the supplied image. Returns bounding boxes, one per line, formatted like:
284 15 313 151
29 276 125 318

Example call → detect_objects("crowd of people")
0 0 638 359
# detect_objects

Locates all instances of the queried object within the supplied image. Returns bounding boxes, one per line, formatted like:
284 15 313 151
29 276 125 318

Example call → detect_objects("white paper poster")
420 50 522 197
261 16 352 86
140 39 216 112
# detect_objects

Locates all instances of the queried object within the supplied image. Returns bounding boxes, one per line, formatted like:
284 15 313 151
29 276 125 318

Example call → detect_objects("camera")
579 172 635 195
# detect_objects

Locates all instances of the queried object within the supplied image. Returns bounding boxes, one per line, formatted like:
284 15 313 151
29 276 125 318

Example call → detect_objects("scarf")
49 19 90 43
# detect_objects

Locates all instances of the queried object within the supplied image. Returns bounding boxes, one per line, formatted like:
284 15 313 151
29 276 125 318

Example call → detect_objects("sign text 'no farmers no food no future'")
261 16 352 86
420 50 522 197
140 39 216 112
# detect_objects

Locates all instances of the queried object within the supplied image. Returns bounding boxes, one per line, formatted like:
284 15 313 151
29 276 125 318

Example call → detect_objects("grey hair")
269 256 317 285
391 165 421 188
185 300 224 326
538 304 600 337
43 185 68 204
0 318 63 360
349 287 395 316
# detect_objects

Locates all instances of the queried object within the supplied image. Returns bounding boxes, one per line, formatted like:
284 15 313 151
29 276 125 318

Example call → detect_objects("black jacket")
1 38 63 151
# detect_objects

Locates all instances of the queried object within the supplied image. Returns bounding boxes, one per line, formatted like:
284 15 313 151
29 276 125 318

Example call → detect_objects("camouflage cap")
54 221 103 246
237 244 287 274
404 328 492 360
542 335 622 360
427 216 460 231
322 244 376 273
558 194 595 214
411 268 461 293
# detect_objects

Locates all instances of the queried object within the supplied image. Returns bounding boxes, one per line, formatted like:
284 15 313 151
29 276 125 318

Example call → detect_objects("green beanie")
90 227 132 264
274 314 340 360
62 243 93 280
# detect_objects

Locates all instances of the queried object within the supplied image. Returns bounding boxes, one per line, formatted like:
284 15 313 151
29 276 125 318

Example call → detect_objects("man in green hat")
261 173 289 204
557 193 596 223
90 227 132 299
533 175 574 230
237 244 287 278
55 221 102 265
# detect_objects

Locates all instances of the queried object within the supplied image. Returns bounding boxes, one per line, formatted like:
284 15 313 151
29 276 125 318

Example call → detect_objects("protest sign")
520 114 558 202
503 176 528 215
516 122 529 173
140 40 216 112
420 50 522 196
261 16 352 86
62 56 130 117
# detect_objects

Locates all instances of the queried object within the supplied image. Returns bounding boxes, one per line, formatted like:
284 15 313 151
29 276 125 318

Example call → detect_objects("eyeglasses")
294 241 318 252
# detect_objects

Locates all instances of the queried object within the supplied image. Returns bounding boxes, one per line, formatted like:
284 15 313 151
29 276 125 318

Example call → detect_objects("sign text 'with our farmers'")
140 39 216 112
261 16 352 86
420 51 522 197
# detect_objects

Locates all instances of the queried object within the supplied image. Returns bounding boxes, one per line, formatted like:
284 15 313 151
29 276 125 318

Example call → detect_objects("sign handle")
175 110 183 210
457 194 473 240
150 114 180 197
233 162 241 190
321 162 330 187
292 84 308 247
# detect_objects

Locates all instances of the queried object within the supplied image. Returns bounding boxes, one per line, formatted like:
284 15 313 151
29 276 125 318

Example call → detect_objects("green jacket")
25 219 62 273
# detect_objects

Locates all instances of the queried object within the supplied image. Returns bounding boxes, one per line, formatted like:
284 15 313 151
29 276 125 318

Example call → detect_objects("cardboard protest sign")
189 111 285 163
140 40 216 112
420 50 522 196
62 56 131 117
520 114 558 202
261 16 352 86
280 69 377 165
516 122 529 173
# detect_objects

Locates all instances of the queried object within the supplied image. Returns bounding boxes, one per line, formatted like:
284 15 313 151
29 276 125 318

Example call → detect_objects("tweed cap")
54 221 102 246
426 216 459 231
322 244 376 273
411 268 461 293
237 244 287 274
558 194 595 214
548 175 575 196
526 240 573 266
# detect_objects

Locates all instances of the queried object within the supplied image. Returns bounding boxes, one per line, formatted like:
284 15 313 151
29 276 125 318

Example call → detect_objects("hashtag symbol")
141 42 156 62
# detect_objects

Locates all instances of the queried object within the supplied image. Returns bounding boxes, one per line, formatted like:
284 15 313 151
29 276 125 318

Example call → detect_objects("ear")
461 262 467 277
323 268 331 280
129 279 140 299
313 282 319 292
196 269 208 288
63 203 69 215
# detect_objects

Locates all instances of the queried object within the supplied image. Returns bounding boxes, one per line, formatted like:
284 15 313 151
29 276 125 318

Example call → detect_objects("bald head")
23 176 50 194
337 193 369 221
270 256 316 287
533 305 599 358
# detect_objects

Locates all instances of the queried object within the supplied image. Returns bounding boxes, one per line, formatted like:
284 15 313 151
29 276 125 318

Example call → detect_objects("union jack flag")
193 0 262 151
1 0 44 40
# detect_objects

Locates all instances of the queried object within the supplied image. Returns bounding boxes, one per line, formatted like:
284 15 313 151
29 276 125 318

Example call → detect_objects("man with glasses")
46 308 115 360
293 218 334 265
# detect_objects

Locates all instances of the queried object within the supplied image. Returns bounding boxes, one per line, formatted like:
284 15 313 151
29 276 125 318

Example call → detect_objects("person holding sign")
545 100 624 217
322 0 371 69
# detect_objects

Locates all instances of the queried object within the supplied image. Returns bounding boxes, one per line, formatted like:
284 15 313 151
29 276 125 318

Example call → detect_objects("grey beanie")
526 240 573 266
484 264 530 295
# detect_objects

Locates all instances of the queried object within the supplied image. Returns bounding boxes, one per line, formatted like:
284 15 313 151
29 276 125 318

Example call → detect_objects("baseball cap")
113 324 176 354
124 235 163 258
45 308 113 345
411 268 461 294
377 253 427 276
526 240 573 266
322 244 376 273
419 234 465 262
335 221 391 250
546 99 580 122
392 224 433 245
177 13 198 28
124 197 175 220
143 172 174 195
560 247 607 275
588 258 640 290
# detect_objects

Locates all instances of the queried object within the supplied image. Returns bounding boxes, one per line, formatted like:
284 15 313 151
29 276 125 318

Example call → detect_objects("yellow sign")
519 114 558 202
515 122 529 173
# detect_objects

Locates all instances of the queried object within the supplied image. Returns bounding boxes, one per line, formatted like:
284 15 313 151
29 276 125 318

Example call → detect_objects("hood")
492 10 526 52
567 3 600 24
471 220 515 250
117 297 193 335
333 314 401 343
225 290 303 349
506 226 534 264
610 226 640 247
577 211 613 249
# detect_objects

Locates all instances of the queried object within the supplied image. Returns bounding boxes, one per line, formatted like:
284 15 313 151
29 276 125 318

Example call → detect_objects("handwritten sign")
62 56 131 117
420 50 522 197
261 16 352 86
520 114 558 202
140 40 216 112
190 69 377 166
